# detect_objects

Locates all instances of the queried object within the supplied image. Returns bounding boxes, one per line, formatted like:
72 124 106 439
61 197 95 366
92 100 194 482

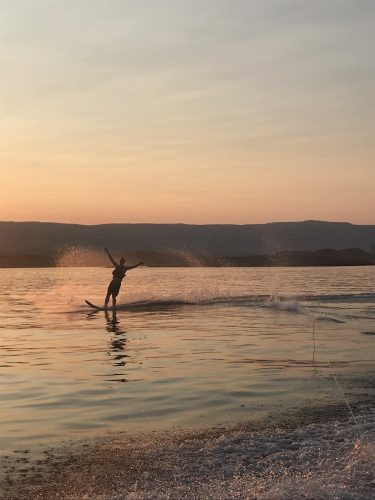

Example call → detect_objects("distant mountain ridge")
0 220 374 257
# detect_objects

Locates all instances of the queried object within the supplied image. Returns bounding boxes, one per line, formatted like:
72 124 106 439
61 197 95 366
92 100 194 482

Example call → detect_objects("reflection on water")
105 311 129 378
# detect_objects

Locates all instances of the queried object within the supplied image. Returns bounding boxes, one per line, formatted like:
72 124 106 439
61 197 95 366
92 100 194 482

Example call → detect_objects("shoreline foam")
2 398 374 500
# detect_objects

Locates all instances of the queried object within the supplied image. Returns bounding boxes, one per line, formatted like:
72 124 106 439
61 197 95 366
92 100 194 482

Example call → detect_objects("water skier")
104 248 143 310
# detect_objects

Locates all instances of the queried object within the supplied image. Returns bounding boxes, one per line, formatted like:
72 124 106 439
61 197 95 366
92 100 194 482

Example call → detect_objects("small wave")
313 314 346 324
263 296 301 313
116 298 194 310
302 292 375 302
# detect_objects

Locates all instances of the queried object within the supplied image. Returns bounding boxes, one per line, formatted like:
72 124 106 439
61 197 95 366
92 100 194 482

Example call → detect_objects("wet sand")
2 398 374 500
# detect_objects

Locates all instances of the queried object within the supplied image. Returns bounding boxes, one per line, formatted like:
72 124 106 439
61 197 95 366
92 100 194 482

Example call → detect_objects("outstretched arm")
104 248 118 267
125 261 144 271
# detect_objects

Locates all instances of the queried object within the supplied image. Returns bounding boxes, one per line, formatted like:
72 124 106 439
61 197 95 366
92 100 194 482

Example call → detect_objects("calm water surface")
1 266 374 455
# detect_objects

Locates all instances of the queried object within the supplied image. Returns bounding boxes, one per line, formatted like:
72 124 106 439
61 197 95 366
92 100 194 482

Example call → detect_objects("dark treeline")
1 248 374 268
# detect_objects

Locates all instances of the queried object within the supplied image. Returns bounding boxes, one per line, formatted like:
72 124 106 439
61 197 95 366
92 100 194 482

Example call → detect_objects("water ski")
85 300 114 311
85 299 157 312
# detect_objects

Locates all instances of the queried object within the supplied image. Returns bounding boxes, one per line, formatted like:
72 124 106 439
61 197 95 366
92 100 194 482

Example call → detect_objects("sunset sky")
1 0 374 225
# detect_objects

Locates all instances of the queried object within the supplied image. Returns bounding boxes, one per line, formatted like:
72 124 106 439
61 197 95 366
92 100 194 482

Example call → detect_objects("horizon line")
1 219 374 227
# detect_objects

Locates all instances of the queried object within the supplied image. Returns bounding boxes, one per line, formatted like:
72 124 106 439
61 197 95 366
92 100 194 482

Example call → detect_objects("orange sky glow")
1 1 374 225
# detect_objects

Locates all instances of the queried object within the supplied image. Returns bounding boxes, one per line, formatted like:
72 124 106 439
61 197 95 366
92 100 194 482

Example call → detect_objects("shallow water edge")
2 396 374 500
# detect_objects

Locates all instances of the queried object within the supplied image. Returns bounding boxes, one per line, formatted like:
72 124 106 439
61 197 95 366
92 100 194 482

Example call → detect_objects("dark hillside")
0 221 374 257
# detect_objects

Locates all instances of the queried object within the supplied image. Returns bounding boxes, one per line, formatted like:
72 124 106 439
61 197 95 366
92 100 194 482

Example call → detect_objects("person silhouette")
104 248 143 310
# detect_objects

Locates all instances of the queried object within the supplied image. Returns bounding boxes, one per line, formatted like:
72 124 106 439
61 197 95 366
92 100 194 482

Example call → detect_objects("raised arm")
104 248 118 267
125 261 144 271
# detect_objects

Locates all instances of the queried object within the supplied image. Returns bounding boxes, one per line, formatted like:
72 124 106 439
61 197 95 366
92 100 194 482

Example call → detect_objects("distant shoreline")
1 248 374 268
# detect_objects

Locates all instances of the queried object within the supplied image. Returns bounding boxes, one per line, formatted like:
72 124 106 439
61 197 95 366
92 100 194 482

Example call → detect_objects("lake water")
1 266 374 498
